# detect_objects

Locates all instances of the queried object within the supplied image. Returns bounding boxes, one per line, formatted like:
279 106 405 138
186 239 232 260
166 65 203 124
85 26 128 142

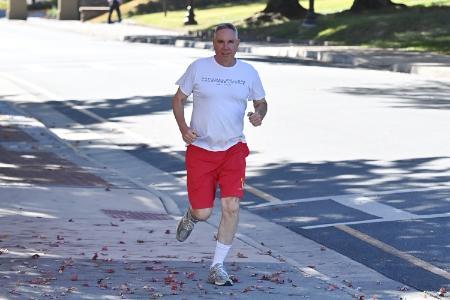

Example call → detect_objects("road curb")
0 73 182 217
124 35 450 80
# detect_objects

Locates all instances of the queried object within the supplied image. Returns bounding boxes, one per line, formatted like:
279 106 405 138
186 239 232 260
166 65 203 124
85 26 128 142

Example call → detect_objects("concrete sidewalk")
0 76 362 299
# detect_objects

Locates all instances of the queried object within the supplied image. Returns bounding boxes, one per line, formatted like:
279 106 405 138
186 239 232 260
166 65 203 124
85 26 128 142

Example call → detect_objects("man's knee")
191 208 212 221
221 197 240 216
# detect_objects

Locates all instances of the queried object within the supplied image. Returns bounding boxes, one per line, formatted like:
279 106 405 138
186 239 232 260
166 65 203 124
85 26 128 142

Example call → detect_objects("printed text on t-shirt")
201 77 246 86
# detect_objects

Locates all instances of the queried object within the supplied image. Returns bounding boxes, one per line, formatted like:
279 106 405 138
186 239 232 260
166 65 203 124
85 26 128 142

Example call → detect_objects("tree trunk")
350 0 405 11
263 0 307 19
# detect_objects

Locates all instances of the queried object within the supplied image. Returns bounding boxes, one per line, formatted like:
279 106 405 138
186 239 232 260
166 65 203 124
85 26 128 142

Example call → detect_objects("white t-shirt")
176 56 265 151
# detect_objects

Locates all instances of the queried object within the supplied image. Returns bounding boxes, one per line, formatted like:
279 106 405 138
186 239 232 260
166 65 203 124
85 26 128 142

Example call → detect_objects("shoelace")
181 218 194 230
214 265 229 280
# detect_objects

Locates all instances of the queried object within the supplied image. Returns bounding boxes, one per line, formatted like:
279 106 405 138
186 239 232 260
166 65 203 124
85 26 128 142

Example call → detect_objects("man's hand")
247 111 263 127
181 127 198 144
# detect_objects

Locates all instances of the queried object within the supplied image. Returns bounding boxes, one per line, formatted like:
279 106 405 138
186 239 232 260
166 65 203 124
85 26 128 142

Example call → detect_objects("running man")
172 23 268 286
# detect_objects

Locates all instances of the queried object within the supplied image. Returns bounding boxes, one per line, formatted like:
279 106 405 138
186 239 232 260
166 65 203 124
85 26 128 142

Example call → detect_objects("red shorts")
185 142 250 209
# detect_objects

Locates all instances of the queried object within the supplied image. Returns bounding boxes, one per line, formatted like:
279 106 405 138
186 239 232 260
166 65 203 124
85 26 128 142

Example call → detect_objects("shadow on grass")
238 5 450 54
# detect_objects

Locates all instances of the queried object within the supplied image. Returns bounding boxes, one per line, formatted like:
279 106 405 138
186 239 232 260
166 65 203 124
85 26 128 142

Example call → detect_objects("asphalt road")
1 19 449 293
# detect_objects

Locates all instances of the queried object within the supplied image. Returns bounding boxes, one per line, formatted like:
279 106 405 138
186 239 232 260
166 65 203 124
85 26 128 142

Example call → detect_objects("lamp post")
302 0 316 27
184 0 197 25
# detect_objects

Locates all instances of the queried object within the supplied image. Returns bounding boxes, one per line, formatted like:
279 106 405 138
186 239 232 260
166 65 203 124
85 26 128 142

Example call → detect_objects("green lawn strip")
0 0 6 10
129 1 266 31
299 0 353 14
239 6 450 54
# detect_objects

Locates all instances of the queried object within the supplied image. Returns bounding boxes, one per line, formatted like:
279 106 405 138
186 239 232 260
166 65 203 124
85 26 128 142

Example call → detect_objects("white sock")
211 241 231 268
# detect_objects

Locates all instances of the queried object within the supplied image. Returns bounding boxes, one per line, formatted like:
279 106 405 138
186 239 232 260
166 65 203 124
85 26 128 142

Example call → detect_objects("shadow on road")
333 80 450 110
19 95 175 125
246 157 450 200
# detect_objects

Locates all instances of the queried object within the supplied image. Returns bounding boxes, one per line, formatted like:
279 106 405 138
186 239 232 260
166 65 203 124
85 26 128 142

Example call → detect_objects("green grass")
238 6 450 54
0 0 7 10
299 0 353 13
129 1 266 31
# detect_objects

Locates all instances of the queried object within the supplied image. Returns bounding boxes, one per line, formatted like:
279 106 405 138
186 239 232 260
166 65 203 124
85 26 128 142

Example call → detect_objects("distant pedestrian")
172 23 267 286
107 0 122 24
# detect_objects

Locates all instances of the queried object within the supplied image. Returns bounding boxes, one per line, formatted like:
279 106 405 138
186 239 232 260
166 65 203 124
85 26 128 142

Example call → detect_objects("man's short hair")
214 23 238 38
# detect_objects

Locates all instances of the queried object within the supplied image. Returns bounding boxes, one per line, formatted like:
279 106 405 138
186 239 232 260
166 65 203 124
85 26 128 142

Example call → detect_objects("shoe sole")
208 279 233 286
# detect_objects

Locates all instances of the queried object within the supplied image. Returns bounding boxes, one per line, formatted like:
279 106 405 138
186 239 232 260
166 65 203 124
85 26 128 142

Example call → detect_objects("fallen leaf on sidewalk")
185 272 195 279
261 272 285 284
343 279 353 288
29 277 50 285
8 289 21 295
164 275 175 285
327 284 337 291
146 266 164 271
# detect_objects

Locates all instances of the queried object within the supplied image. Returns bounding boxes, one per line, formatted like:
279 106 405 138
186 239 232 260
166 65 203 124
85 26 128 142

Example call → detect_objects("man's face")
213 28 240 60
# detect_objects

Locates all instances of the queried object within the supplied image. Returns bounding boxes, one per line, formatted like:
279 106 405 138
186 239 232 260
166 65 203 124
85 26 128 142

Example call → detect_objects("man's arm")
172 88 197 144
247 98 267 127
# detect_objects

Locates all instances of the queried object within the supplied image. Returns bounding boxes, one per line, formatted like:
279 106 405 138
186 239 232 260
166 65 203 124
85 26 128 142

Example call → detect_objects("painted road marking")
248 186 450 209
302 212 450 229
336 224 450 281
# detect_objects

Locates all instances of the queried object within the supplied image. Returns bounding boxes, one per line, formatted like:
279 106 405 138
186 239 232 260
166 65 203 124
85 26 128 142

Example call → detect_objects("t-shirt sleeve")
249 69 266 101
176 62 196 97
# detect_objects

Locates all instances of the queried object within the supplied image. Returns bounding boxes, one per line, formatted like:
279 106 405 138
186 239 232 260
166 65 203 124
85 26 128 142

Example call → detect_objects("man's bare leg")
217 197 240 244
208 197 239 286
190 207 213 221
